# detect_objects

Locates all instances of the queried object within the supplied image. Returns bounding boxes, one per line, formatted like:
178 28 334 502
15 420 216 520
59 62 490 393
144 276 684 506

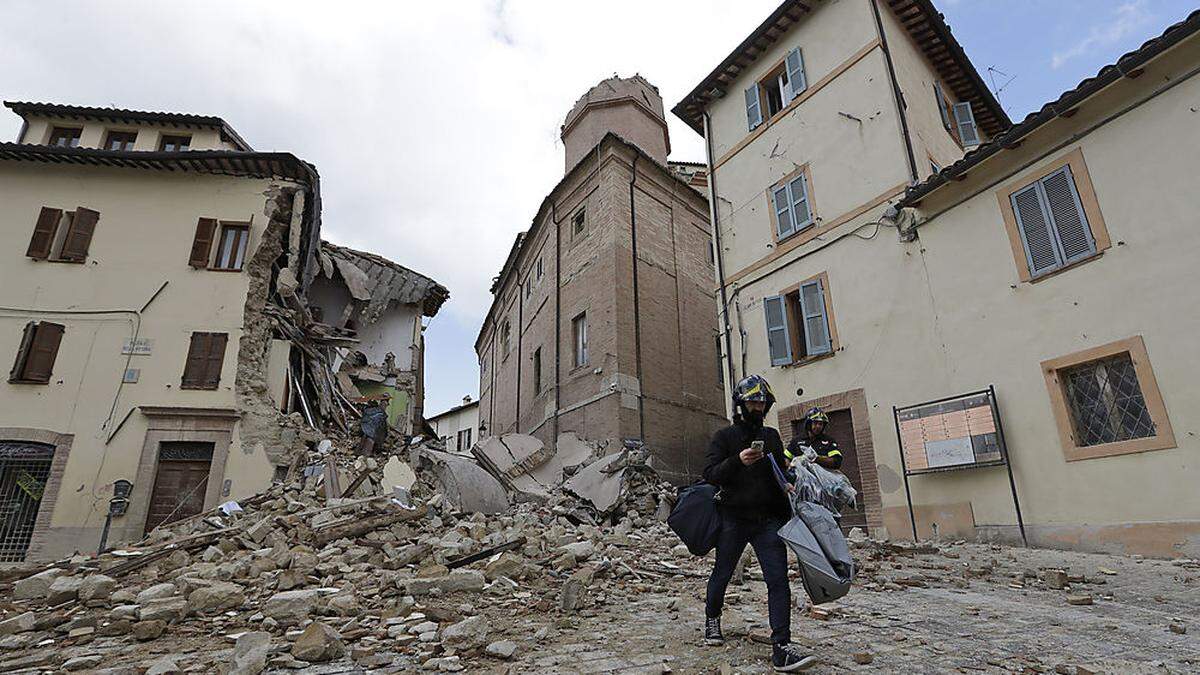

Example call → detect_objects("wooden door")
145 442 213 534
824 410 867 530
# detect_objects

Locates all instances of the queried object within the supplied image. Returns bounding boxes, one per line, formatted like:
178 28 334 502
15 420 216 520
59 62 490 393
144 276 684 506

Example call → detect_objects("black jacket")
702 421 792 521
788 432 843 470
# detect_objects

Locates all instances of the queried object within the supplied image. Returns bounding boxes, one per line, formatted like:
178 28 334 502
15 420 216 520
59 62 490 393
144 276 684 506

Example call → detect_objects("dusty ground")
516 541 1200 674
34 539 1195 674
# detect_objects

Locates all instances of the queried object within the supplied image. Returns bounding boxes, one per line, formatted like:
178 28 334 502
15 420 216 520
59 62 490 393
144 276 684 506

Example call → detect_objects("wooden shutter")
189 218 217 268
9 322 37 381
59 207 100 261
745 85 763 131
789 174 812 229
1040 167 1095 263
21 322 65 383
1011 184 1062 276
27 207 63 260
773 185 794 238
763 295 793 366
953 102 980 146
182 332 227 389
202 333 228 388
786 48 807 99
798 279 831 356
933 83 950 129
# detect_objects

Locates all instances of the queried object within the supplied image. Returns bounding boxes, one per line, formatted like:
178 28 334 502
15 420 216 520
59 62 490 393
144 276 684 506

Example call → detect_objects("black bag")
667 482 722 556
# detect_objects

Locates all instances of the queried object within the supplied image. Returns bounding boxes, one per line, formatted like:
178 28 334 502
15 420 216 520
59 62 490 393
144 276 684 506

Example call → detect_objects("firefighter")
701 375 817 672
787 408 843 470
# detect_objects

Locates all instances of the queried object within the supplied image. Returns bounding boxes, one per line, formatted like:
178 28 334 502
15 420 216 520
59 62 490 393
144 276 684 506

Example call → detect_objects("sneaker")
704 617 724 645
772 643 817 672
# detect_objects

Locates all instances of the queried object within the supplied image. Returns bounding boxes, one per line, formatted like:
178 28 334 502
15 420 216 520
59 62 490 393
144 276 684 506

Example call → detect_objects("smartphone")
750 440 764 455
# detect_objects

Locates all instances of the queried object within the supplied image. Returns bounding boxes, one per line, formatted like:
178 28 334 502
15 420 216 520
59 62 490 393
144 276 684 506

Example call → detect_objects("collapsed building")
475 76 728 484
0 101 446 562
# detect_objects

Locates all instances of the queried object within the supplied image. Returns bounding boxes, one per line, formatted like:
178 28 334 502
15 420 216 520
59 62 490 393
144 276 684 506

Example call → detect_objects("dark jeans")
705 511 791 644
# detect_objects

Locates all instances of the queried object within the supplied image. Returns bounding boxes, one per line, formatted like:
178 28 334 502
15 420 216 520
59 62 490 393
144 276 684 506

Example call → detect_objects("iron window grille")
1060 353 1156 447
0 442 55 562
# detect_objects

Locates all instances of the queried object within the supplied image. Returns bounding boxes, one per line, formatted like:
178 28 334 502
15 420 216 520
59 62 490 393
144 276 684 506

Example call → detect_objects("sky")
2 0 1194 416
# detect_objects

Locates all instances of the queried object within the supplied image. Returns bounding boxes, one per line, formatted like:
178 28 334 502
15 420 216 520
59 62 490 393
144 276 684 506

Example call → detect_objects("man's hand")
739 446 764 466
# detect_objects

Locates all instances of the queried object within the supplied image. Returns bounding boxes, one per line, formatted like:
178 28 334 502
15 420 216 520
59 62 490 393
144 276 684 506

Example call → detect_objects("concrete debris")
415 447 510 514
231 631 271 675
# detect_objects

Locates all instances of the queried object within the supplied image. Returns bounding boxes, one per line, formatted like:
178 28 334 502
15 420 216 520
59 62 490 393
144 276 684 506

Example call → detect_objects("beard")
742 408 766 426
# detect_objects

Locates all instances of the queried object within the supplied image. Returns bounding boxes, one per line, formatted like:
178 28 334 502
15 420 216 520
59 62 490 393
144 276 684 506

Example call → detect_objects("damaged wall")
0 163 305 560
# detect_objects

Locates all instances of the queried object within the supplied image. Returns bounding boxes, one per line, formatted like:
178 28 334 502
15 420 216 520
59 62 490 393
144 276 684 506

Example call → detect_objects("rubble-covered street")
0 432 1195 675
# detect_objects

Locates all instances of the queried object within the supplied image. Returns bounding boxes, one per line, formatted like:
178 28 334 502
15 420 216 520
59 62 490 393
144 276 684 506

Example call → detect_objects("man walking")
787 408 843 470
702 375 817 672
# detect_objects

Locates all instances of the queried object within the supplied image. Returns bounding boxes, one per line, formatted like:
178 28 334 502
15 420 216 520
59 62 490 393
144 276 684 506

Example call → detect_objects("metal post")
97 513 114 556
989 385 1027 546
892 406 918 542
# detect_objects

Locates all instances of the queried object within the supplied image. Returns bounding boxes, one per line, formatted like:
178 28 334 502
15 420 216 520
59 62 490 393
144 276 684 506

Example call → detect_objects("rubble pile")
0 433 680 673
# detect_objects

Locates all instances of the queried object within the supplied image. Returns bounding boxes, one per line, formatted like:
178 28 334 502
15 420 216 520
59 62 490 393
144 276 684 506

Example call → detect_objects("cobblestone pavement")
515 542 1200 674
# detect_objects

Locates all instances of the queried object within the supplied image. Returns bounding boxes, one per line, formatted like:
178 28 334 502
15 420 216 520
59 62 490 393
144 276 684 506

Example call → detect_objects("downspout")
628 152 646 440
515 285 523 433
552 199 562 440
488 327 496 436
871 0 920 183
702 111 737 400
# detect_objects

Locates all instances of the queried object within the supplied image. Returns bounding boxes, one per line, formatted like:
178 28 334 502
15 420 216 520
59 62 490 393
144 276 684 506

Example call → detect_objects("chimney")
462 395 473 406
560 74 671 173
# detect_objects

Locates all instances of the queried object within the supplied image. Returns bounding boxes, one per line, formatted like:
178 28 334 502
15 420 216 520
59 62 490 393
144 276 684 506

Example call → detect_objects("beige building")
476 76 727 483
677 1 1200 556
428 396 480 454
0 102 443 562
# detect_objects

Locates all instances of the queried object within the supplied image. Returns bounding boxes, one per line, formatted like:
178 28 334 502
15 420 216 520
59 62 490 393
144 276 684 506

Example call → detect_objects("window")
771 169 814 239
998 149 1110 282
763 273 836 367
48 127 81 148
25 206 100 263
9 322 65 384
456 428 473 452
104 130 137 151
933 83 980 148
572 208 586 238
532 347 542 394
524 280 532 300
745 47 807 131
572 312 588 368
929 159 942 175
1042 336 1175 462
159 134 191 152
535 256 544 281
213 223 250 271
715 334 724 386
181 332 228 390
500 320 511 356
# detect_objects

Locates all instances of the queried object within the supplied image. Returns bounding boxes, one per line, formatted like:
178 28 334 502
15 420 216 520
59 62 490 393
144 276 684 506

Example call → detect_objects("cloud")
0 0 775 412
1051 0 1153 69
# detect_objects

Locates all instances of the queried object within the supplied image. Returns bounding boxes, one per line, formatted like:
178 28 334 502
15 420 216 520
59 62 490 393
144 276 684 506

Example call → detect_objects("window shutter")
773 185 794 238
23 322 65 383
1011 184 1063 275
182 333 209 388
203 333 228 388
952 102 980 146
786 48 807 99
189 218 218 268
798 279 831 356
9 322 37 381
1040 167 1096 263
934 83 950 129
763 295 793 366
59 207 100 261
745 85 763 131
27 207 63 260
789 174 813 229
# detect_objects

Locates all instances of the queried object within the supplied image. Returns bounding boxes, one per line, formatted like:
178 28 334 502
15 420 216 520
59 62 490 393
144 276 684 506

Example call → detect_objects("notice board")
895 389 1006 475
